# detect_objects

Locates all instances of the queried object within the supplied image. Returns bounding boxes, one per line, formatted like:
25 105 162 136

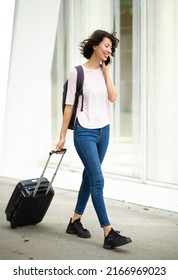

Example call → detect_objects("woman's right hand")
55 137 66 151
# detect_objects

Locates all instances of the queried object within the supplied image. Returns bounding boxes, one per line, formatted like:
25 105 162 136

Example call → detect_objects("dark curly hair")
79 30 119 59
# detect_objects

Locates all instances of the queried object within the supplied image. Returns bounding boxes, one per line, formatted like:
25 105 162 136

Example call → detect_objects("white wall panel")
0 0 61 178
0 0 15 159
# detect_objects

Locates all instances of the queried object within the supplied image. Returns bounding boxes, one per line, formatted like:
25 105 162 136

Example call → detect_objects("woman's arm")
101 59 118 102
55 105 73 149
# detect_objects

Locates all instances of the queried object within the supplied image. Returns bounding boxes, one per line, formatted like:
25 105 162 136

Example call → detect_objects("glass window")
146 0 178 186
105 0 141 178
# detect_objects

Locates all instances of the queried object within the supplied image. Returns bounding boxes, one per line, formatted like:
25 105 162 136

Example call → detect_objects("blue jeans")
73 119 110 227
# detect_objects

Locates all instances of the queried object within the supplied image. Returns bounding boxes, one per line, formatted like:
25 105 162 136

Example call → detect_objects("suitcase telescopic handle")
33 148 67 197
49 148 67 156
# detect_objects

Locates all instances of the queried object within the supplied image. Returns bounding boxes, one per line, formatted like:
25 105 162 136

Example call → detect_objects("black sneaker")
103 228 132 249
66 218 91 238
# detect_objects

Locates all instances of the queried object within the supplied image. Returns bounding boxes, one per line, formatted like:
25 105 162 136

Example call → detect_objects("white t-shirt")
65 65 112 129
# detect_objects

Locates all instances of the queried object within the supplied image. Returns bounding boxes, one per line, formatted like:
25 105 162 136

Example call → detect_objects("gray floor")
0 179 178 260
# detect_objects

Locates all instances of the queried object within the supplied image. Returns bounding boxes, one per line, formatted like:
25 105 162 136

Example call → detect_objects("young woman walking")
55 30 132 249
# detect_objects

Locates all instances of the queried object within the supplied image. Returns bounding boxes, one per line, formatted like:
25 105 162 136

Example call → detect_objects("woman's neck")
84 57 101 69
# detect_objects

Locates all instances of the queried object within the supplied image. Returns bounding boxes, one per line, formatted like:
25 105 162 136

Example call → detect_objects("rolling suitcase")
5 148 67 228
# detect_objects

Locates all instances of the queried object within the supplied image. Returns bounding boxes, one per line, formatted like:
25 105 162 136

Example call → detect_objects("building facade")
0 0 178 211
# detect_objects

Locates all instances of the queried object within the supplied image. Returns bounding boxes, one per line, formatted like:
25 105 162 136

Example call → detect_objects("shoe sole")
103 238 132 249
66 229 91 238
66 228 77 235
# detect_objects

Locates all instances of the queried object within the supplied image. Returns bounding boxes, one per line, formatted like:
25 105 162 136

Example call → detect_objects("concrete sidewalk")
0 179 178 260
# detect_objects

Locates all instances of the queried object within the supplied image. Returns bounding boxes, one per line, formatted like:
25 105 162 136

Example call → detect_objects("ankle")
103 226 112 237
71 213 81 223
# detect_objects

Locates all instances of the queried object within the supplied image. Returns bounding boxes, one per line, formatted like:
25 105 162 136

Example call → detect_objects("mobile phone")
104 57 110 66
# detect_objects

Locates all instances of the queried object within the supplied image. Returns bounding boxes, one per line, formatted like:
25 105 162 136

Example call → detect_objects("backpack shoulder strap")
75 65 84 91
75 65 84 111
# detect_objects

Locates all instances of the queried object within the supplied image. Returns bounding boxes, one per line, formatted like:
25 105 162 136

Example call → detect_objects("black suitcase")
5 148 67 228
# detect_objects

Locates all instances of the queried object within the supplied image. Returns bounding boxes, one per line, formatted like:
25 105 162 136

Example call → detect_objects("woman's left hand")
101 56 112 77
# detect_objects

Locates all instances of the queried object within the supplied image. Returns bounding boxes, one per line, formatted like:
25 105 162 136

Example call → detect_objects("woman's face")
93 37 112 62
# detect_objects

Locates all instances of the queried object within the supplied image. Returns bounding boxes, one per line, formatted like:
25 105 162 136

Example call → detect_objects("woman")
55 30 132 249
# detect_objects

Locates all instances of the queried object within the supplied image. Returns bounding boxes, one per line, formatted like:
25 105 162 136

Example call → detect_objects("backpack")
62 65 84 130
